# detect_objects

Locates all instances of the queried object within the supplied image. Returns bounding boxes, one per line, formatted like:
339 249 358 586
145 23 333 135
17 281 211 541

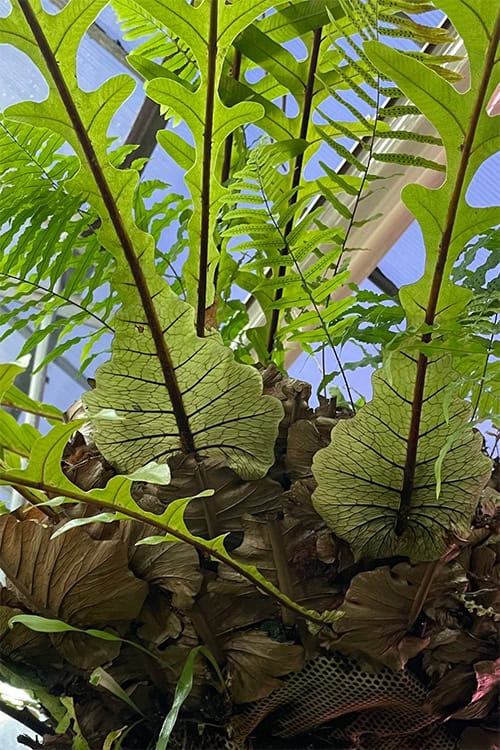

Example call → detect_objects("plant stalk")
221 49 242 186
396 10 500 534
266 27 323 355
17 0 196 456
268 518 296 626
196 0 219 337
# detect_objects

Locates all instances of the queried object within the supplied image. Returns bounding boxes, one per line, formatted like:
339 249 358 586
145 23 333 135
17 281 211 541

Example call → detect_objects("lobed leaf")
83 269 283 480
312 352 491 560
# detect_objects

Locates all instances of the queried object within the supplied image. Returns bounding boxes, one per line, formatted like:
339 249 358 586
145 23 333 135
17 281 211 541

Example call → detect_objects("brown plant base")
1 373 498 750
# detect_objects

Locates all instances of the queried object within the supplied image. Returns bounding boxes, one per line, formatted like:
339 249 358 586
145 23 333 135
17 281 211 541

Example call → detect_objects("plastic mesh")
232 652 457 749
327 709 457 749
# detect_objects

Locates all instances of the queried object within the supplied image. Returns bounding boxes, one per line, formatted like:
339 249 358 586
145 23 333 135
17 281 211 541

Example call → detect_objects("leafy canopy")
313 0 498 560
0 4 496 726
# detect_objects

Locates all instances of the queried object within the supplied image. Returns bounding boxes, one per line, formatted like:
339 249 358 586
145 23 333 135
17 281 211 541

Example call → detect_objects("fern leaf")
2 0 284 483
313 0 499 561
313 353 491 560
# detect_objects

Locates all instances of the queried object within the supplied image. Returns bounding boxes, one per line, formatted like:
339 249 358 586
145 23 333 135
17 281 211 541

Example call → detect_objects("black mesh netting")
229 652 457 749
169 651 458 749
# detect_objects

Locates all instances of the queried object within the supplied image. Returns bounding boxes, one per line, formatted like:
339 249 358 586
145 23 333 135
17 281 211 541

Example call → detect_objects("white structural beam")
241 32 469 368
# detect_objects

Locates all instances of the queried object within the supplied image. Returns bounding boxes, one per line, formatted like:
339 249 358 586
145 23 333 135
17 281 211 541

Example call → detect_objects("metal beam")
49 0 134 75
0 306 88 390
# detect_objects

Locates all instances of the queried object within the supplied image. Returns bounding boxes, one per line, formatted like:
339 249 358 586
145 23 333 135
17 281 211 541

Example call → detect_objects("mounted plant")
0 1 498 749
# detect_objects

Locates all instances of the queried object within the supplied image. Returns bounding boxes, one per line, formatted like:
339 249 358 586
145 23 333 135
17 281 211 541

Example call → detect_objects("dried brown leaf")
0 604 59 668
423 628 496 678
223 629 304 703
52 630 121 670
120 521 202 604
152 621 218 707
335 562 467 670
200 566 275 637
137 591 182 645
286 478 327 528
74 697 130 749
286 420 328 480
232 515 341 613
135 456 284 535
426 665 478 717
0 514 147 627
62 430 114 491
261 365 312 436
451 659 500 720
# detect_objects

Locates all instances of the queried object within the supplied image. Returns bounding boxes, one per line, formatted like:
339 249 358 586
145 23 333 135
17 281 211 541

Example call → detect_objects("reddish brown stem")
196 0 219 337
266 27 323 355
396 11 500 534
18 0 196 455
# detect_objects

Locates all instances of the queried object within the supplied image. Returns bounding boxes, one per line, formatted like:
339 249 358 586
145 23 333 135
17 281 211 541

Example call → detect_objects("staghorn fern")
312 0 498 561
0 0 453 557
0 0 457 380
0 0 493 591
0 1 497 748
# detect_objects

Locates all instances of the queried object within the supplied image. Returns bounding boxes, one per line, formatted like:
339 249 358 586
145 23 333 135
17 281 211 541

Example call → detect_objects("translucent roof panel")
378 221 426 289
380 150 500 292
0 1 496 415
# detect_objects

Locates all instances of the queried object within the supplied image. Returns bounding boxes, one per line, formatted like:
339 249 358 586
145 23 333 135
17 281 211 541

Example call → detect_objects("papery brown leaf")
223 629 304 703
315 529 337 564
287 481 354 571
477 486 500 523
286 478 327 527
232 515 341 613
231 516 277 584
470 545 497 579
108 644 160 693
52 630 121 670
204 299 218 330
0 605 59 668
261 365 312 437
404 560 468 620
0 514 147 627
200 565 276 637
134 456 284 535
120 521 202 606
470 544 500 617
107 636 213 719
137 591 182 645
62 430 115 491
74 697 131 749
153 621 218 707
450 659 500 720
423 628 496 678
286 420 328 480
335 562 467 670
426 665 478 717
0 586 22 608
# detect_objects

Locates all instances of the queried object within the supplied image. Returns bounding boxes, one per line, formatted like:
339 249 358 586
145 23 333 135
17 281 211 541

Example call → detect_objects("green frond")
112 0 197 87
380 105 421 118
372 152 446 171
374 129 442 146
0 120 113 367
378 13 455 46
316 123 367 172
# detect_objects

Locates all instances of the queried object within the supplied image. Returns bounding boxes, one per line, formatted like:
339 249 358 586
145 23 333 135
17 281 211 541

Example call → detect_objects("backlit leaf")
312 353 491 560
83 274 283 480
